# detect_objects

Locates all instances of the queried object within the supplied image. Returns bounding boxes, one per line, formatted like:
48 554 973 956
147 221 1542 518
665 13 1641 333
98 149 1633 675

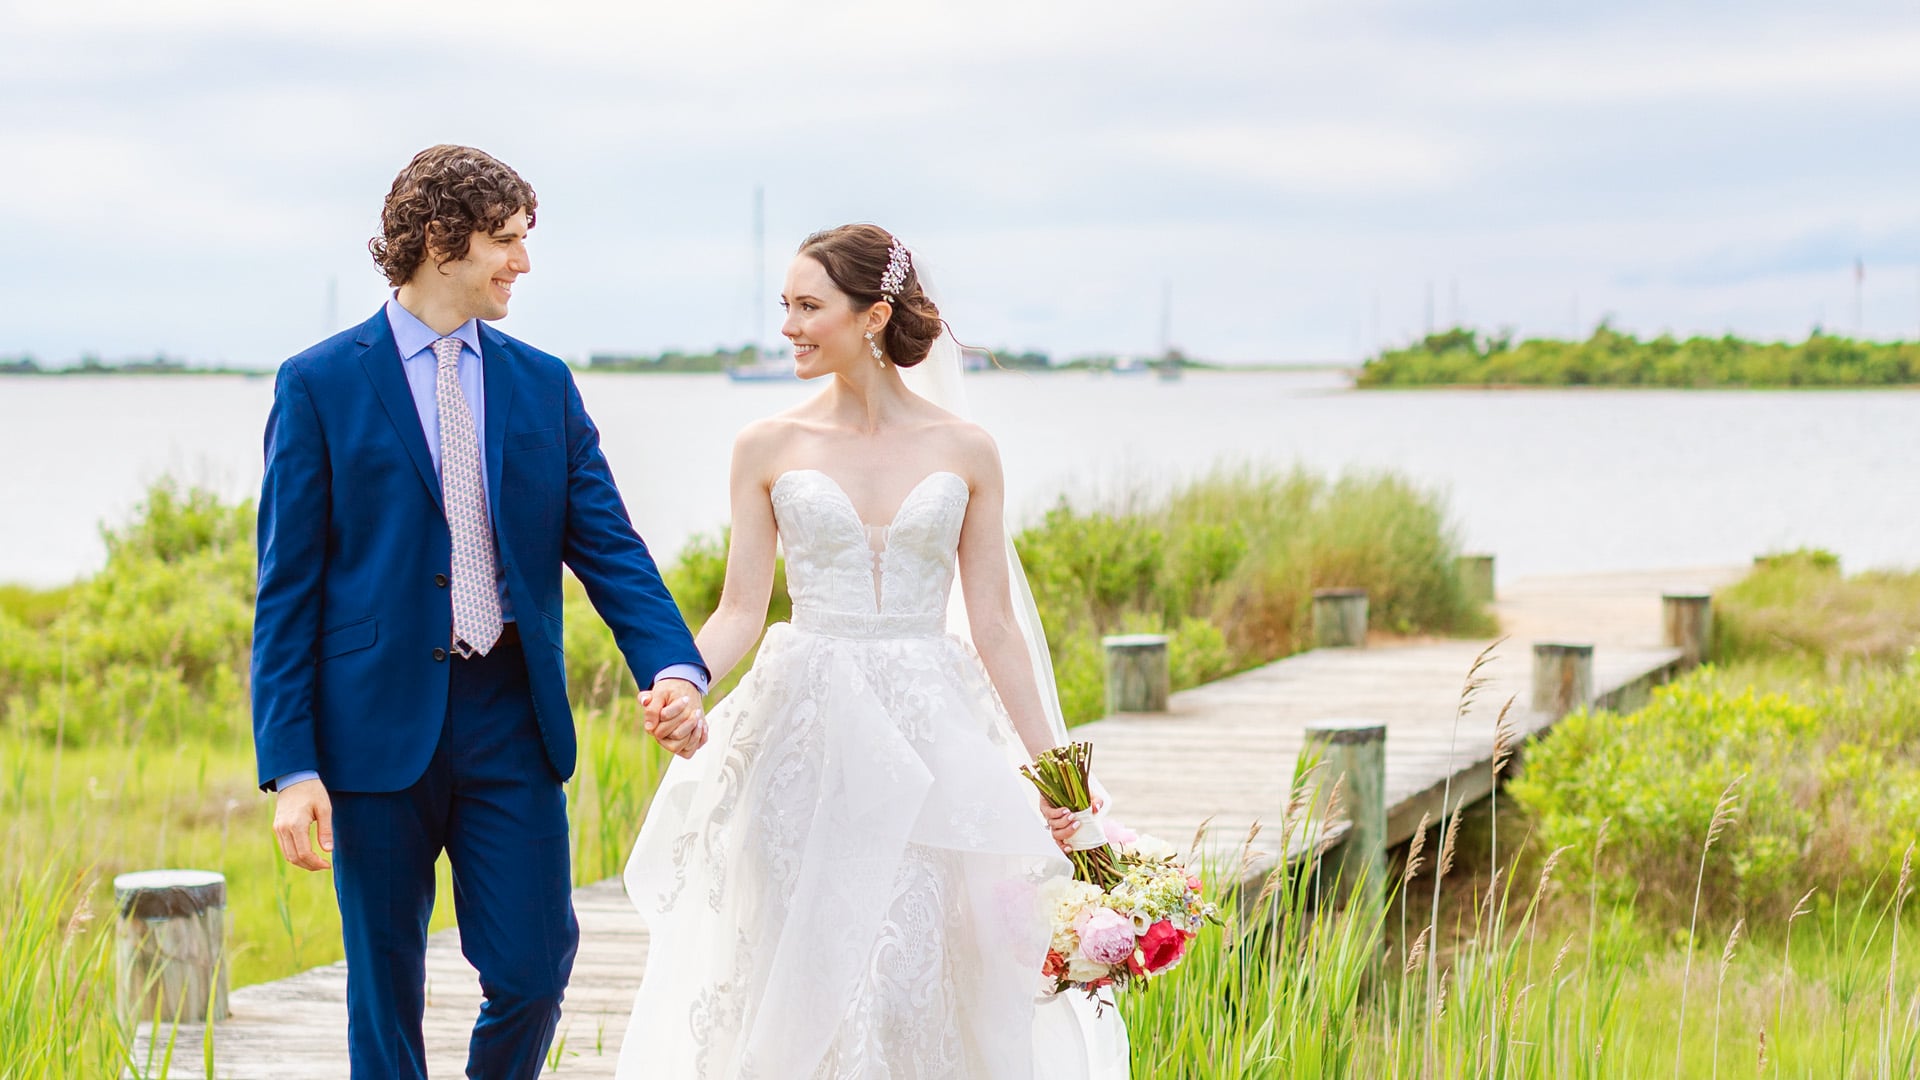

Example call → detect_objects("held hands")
273 777 334 871
642 677 708 759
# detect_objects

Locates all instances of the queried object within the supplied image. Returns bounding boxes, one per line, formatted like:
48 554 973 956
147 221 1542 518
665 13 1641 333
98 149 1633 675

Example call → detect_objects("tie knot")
433 337 463 368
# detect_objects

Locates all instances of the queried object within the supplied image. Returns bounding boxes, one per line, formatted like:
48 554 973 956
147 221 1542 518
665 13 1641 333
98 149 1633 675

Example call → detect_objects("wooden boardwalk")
136 567 1741 1077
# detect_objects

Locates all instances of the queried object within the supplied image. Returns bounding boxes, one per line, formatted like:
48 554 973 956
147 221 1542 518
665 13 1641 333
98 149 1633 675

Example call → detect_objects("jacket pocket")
316 616 377 661
508 428 559 453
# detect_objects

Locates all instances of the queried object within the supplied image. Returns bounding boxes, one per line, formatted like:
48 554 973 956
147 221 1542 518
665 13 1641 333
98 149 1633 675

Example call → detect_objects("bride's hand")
1040 794 1106 853
642 680 707 758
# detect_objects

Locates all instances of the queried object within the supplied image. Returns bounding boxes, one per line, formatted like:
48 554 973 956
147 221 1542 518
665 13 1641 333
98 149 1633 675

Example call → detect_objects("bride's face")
780 256 883 379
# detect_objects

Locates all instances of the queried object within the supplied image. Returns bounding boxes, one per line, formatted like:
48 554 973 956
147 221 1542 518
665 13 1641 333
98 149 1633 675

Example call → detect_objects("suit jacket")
250 308 703 792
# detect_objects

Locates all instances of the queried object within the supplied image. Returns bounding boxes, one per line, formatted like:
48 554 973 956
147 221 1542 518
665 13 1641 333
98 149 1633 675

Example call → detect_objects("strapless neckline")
772 469 965 533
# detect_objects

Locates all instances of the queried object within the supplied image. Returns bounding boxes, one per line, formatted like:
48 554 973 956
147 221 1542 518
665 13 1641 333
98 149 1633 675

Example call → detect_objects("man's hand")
642 677 707 759
273 777 334 871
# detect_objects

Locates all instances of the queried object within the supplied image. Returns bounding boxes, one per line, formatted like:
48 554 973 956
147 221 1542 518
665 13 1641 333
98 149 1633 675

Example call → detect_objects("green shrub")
1510 661 1920 921
3 480 256 746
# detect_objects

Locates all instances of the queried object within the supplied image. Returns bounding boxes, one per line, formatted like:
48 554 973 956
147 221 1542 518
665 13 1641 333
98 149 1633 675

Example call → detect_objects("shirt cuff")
272 770 321 792
653 664 709 696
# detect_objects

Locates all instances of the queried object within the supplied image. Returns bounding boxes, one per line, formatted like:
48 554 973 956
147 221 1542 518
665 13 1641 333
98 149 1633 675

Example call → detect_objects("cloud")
3 1 1918 364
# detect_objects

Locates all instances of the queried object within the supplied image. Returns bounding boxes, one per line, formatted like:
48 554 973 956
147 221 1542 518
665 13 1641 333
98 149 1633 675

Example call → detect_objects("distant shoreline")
0 363 1360 378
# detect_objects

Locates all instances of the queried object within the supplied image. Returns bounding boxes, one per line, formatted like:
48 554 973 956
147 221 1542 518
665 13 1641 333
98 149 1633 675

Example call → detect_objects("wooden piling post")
1298 720 1387 915
1531 643 1594 719
1662 592 1713 668
1312 588 1369 649
1456 554 1496 606
1102 633 1170 714
115 870 228 1024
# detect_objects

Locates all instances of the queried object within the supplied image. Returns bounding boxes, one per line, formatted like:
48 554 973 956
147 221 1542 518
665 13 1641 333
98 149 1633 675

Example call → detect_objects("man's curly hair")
369 145 538 286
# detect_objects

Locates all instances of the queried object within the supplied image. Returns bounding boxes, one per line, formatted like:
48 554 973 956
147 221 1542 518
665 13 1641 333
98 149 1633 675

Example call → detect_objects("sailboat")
727 185 799 383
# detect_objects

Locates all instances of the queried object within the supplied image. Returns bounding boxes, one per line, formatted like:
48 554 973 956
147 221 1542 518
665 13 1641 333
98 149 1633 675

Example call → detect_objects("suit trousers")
331 638 578 1079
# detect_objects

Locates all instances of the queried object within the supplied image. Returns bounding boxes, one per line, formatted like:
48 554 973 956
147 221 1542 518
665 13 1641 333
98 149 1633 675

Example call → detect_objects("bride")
615 224 1128 1079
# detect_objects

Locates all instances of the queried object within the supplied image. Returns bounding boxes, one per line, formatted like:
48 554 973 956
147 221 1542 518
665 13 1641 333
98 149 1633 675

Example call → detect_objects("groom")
251 144 709 1077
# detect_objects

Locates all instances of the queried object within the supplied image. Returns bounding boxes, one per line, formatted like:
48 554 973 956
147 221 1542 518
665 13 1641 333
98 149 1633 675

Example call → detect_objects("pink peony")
1073 907 1137 966
1105 820 1139 847
1131 920 1193 975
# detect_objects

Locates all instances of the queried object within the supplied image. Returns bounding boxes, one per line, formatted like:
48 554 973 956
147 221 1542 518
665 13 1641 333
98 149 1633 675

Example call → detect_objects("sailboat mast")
752 185 766 356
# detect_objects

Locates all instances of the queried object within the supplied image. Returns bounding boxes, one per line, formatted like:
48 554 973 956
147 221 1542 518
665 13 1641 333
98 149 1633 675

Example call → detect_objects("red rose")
1133 920 1191 975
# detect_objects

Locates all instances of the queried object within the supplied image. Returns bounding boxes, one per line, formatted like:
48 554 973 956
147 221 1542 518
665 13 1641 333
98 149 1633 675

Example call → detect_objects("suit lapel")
478 324 515 535
355 311 444 508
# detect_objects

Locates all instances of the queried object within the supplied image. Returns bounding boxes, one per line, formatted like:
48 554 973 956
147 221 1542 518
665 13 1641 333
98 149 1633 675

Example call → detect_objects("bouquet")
1023 742 1219 994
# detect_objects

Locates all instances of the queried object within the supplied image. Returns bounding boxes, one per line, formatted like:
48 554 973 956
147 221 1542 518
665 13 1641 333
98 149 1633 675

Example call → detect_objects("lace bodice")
771 470 970 623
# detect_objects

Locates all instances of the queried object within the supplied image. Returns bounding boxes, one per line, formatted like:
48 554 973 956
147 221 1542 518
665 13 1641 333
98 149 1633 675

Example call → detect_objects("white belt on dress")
790 606 947 640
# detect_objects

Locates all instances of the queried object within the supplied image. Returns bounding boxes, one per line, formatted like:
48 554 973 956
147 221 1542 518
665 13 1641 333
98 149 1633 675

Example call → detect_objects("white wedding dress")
616 468 1128 1079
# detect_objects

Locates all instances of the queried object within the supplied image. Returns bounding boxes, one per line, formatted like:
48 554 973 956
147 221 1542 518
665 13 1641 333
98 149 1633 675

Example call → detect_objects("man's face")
426 208 531 322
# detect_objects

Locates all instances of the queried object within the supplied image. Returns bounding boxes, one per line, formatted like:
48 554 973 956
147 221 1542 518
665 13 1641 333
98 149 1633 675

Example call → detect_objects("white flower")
1067 952 1111 983
1039 876 1102 917
1125 833 1177 861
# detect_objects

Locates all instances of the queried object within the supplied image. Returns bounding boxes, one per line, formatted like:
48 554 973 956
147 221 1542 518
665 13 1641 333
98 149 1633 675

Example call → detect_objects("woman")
617 224 1124 1078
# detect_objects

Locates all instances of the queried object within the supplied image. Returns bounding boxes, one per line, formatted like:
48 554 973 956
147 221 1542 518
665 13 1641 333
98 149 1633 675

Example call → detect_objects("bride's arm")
693 423 782 683
955 431 1060 763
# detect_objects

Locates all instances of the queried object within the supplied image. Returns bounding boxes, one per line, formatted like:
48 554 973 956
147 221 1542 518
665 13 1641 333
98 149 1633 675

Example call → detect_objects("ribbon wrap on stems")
1064 808 1110 852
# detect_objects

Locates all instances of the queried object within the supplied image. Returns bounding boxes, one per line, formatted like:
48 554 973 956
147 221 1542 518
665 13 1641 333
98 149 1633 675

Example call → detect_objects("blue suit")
251 307 703 1077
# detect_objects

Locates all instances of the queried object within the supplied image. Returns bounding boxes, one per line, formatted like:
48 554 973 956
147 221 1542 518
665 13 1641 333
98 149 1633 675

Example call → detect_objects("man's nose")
511 242 531 274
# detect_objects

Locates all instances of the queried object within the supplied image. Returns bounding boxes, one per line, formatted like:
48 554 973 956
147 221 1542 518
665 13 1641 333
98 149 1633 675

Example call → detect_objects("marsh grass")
1018 464 1495 723
1125 652 1920 1077
1 865 130 1076
1716 552 1920 669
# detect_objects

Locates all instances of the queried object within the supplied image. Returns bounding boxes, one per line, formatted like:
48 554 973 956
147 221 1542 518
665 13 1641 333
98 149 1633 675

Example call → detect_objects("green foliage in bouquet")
1021 741 1120 887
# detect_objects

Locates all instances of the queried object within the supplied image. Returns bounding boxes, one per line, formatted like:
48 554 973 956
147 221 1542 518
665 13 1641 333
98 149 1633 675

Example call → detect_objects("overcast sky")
5 0 1918 366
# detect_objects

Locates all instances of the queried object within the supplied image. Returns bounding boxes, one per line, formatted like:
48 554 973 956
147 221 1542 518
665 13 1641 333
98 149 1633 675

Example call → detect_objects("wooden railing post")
1531 643 1594 719
1102 633 1170 714
1456 554 1496 606
1312 588 1369 649
1662 592 1713 668
115 870 229 1024
1299 720 1387 916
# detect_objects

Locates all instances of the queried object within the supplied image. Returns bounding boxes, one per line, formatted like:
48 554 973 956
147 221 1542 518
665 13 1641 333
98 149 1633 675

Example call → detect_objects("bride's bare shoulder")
730 416 806 482
928 416 1002 484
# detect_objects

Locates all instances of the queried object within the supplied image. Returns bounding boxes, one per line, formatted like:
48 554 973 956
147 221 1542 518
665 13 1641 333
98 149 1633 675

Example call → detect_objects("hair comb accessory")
880 237 911 302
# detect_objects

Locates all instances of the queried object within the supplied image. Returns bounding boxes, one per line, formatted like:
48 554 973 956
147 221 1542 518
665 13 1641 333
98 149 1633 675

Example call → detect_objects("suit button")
432 647 448 662
435 573 449 588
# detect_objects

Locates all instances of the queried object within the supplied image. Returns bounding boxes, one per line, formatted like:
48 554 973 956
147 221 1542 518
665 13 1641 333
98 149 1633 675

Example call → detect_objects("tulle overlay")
619 619 1071 1078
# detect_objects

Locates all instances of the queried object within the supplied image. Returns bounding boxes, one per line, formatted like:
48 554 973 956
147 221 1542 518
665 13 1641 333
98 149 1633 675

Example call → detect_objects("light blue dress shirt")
271 298 705 792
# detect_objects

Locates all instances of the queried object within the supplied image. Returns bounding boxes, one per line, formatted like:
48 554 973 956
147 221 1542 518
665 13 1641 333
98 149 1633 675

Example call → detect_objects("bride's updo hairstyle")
797 224 944 368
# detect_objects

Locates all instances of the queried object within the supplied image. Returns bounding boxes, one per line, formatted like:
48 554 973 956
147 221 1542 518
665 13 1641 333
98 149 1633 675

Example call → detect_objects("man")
251 144 709 1078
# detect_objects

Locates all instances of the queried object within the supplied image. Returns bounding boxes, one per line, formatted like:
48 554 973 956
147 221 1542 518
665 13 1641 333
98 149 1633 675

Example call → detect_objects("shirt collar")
384 293 484 362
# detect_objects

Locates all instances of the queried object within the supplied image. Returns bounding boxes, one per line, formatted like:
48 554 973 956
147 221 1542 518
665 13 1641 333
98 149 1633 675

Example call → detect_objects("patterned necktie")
434 337 503 657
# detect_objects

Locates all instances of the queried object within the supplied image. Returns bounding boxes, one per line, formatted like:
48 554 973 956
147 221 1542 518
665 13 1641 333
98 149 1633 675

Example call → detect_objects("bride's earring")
866 330 885 367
